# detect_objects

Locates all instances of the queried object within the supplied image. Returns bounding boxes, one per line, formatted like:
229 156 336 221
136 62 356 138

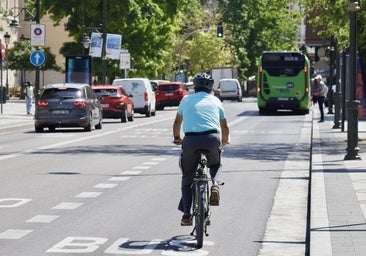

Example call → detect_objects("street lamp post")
344 0 361 160
4 32 10 100
101 0 107 84
34 0 41 103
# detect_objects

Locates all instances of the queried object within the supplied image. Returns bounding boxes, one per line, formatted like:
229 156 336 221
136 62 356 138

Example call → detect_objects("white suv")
112 78 156 117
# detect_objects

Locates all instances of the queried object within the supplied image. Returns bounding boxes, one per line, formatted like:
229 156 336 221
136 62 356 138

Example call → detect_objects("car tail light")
144 92 149 101
74 100 87 107
37 100 48 106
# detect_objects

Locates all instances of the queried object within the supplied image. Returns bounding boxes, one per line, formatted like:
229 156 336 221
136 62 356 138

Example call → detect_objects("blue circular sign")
34 28 42 36
30 50 46 66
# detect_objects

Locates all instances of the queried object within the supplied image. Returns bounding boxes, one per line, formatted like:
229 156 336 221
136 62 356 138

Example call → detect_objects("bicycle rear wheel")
195 184 206 248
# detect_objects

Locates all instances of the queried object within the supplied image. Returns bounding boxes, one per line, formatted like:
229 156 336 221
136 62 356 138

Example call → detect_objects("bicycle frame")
190 152 211 249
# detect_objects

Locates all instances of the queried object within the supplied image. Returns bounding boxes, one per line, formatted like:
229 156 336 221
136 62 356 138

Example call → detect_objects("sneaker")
210 185 220 206
181 213 192 226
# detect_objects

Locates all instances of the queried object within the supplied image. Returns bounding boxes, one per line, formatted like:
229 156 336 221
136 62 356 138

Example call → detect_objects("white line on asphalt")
52 202 83 210
121 170 142 175
0 117 175 162
258 115 312 256
108 177 130 181
75 192 103 198
94 183 118 189
26 215 60 223
0 229 33 239
310 123 332 256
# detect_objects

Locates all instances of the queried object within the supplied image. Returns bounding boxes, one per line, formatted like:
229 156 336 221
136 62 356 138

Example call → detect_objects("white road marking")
52 202 83 210
0 229 33 239
133 166 151 170
46 237 108 253
94 183 118 189
121 171 142 175
75 192 103 198
26 215 60 223
0 198 32 208
143 162 159 165
0 117 175 162
108 177 130 181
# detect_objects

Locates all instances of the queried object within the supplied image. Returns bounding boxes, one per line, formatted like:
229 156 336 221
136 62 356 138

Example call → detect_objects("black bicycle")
190 149 212 249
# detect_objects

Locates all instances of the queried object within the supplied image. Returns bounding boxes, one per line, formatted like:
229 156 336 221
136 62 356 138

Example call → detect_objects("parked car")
155 81 188 110
217 78 242 102
34 83 102 132
92 85 134 123
112 78 156 117
150 80 170 92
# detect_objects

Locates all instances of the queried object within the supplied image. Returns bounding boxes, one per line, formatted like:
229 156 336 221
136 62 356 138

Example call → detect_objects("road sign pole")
35 0 41 103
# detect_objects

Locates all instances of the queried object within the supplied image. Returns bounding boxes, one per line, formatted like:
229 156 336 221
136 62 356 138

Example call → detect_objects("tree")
217 0 301 79
41 0 185 79
301 0 366 73
5 40 60 97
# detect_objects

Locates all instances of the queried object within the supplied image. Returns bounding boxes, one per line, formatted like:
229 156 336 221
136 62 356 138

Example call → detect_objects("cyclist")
173 72 230 226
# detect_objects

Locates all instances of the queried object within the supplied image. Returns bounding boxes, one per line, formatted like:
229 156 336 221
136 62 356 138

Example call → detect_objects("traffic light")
217 25 223 38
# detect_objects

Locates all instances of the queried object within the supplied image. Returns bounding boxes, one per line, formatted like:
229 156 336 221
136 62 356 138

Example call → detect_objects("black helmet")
193 72 214 92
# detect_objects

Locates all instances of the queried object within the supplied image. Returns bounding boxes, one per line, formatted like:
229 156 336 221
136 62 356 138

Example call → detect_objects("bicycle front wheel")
195 185 206 248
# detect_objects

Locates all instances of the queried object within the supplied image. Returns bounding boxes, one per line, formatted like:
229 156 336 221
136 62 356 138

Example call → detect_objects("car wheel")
35 126 44 133
128 111 134 122
49 126 56 132
95 118 102 129
121 108 128 123
84 113 93 132
145 109 152 117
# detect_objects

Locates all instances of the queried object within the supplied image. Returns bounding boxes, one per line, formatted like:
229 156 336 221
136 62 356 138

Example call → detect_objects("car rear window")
93 89 118 97
41 88 83 99
158 84 180 91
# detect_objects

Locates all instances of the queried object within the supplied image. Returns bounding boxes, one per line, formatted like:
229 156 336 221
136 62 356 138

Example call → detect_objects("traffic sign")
31 24 46 46
30 50 46 66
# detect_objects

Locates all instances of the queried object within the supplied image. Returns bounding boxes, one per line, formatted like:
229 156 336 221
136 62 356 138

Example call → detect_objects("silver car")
34 83 102 132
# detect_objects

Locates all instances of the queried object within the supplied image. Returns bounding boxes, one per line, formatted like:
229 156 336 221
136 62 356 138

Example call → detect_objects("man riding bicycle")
173 72 230 226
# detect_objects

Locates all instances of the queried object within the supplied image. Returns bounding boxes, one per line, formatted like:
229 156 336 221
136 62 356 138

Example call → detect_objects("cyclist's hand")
173 137 183 145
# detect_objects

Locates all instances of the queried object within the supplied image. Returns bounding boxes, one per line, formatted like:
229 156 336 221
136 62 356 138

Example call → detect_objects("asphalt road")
0 99 311 255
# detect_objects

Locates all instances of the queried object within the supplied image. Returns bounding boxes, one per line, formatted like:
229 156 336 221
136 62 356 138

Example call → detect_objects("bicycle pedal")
206 220 211 226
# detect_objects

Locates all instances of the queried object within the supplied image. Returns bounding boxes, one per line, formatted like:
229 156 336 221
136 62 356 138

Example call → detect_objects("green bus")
257 51 311 114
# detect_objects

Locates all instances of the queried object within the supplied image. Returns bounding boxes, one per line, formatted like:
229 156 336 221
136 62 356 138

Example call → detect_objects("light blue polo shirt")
177 91 226 133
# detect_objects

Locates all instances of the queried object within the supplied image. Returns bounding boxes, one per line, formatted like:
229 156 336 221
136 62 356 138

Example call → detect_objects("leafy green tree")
301 0 366 71
5 40 59 97
218 0 301 79
6 40 59 72
41 0 184 80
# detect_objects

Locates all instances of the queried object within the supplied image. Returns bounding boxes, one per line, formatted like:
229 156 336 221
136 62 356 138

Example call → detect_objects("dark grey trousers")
178 133 222 213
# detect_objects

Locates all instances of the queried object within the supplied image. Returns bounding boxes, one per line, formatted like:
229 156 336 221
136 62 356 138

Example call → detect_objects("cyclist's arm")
220 118 230 145
173 113 183 145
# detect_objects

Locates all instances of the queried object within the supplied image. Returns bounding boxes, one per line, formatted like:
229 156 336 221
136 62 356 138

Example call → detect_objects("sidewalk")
311 112 366 256
0 99 34 133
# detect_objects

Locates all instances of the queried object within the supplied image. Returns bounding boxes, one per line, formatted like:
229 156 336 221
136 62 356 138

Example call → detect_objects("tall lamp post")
3 32 10 100
344 0 361 160
101 0 107 84
34 0 41 103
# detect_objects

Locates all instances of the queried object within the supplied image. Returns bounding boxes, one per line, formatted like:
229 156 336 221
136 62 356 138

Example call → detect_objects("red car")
92 85 134 123
155 82 188 110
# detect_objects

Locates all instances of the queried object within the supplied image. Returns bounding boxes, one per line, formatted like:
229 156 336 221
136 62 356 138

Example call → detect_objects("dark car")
155 82 188 110
34 83 103 132
92 85 134 123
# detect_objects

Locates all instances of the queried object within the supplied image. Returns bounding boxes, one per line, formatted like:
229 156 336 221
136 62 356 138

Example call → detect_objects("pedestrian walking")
24 81 34 115
312 75 328 122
